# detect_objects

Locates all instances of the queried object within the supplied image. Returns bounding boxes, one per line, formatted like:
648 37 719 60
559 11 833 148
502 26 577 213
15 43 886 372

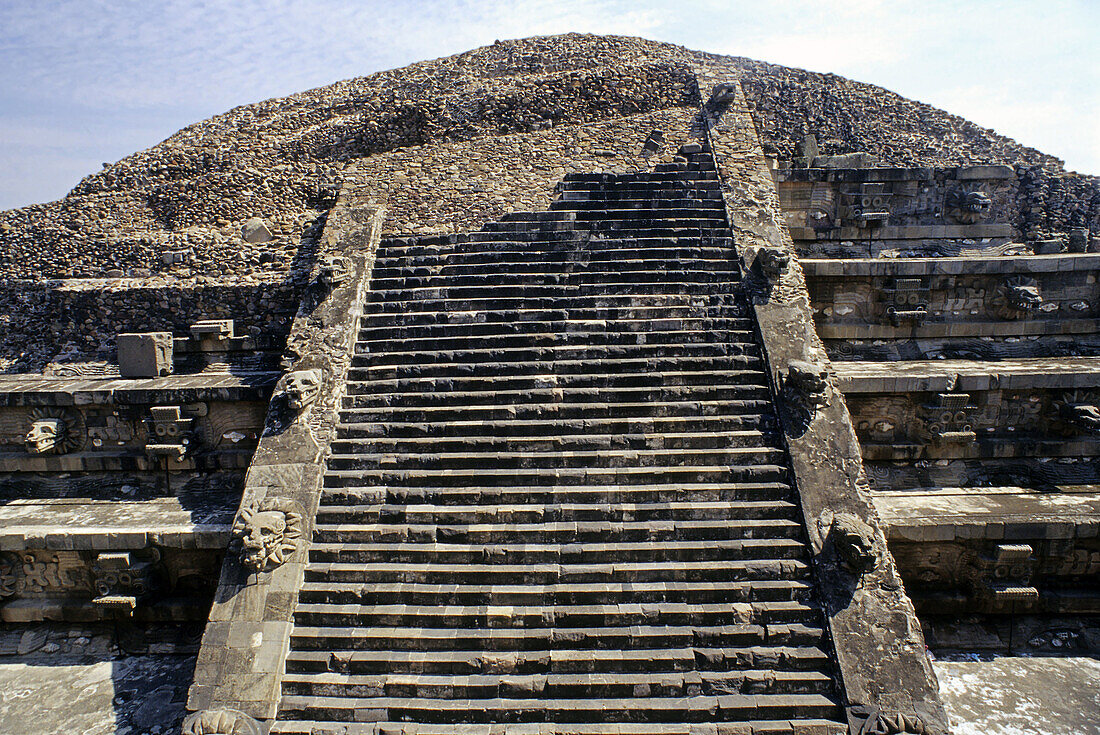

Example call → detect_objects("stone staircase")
274 149 846 734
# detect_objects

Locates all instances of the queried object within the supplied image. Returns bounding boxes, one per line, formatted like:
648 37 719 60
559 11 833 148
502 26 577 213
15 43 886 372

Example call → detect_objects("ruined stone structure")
0 34 1097 735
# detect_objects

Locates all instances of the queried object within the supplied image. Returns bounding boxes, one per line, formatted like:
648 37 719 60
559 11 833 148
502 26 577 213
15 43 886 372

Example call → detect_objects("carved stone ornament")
24 407 85 455
993 276 1042 319
708 83 737 106
755 247 790 282
181 709 262 735
829 513 877 573
232 496 305 573
318 254 349 288
278 368 323 413
1060 402 1100 434
849 707 929 735
944 187 991 224
0 552 20 598
783 360 830 413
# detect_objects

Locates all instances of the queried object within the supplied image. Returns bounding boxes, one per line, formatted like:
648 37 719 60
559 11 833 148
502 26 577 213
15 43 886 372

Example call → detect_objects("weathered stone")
240 218 273 244
117 331 174 377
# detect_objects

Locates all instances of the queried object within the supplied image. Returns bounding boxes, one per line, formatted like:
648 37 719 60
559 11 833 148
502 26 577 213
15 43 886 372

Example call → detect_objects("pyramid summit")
0 33 1097 735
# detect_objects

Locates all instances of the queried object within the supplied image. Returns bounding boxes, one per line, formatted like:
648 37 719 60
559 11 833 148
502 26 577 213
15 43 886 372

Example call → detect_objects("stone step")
351 355 764 381
365 283 738 303
292 600 822 629
306 538 808 566
313 499 798 525
321 482 794 506
331 430 774 454
344 370 766 395
297 580 816 609
337 400 774 424
364 293 743 314
548 197 724 210
284 642 827 677
439 229 732 244
342 384 770 409
278 692 839 724
271 719 846 735
353 344 761 368
369 271 740 291
494 208 727 223
311 517 802 545
371 257 738 278
280 669 835 700
288 623 824 652
325 447 785 471
357 318 754 341
359 306 749 329
374 242 736 263
321 463 789 489
351 331 758 354
302 559 810 587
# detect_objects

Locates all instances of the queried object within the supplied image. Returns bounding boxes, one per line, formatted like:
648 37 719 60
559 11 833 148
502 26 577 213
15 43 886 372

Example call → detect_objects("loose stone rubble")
0 32 1096 735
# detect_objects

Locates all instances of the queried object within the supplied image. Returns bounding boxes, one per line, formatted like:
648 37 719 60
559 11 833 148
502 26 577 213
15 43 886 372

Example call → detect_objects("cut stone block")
117 332 173 378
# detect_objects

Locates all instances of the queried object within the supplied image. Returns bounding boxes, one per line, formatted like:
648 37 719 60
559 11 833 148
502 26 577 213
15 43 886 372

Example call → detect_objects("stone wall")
0 278 298 374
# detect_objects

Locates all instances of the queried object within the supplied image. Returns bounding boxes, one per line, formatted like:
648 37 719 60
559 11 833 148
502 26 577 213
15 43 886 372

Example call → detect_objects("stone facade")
0 33 1096 735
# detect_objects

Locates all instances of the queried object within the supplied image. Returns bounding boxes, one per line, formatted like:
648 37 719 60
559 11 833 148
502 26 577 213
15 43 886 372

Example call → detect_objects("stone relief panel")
812 268 1098 329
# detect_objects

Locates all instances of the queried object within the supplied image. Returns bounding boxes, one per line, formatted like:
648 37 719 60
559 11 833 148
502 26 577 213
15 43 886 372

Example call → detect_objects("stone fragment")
117 331 174 378
241 217 274 243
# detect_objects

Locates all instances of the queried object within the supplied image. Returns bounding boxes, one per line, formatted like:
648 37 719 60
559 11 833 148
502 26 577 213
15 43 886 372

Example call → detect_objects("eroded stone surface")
934 655 1100 735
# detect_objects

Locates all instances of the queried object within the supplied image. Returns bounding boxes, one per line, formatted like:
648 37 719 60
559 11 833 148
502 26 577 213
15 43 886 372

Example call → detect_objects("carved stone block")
145 405 194 460
232 496 305 573
117 332 174 378
181 709 262 735
190 319 235 344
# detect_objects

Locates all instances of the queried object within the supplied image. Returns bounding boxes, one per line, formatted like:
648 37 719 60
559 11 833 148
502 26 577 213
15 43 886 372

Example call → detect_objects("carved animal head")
25 418 66 455
1061 403 1100 432
318 254 349 287
860 712 928 735
1007 283 1042 311
945 188 992 224
181 709 261 735
756 247 790 281
786 360 829 407
279 368 323 412
708 83 737 106
830 512 877 573
232 497 304 573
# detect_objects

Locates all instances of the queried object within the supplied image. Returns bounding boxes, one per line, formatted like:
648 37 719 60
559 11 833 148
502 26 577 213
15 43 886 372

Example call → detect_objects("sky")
1 0 1097 211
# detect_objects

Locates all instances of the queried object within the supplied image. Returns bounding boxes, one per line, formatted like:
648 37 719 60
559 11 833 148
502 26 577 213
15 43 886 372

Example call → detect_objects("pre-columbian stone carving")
317 254 349 288
994 276 1043 318
782 360 830 417
708 82 737 106
277 368 323 413
944 187 992 224
24 408 84 455
1058 399 1100 434
232 497 304 573
858 711 928 735
755 246 790 283
829 512 878 573
181 709 262 735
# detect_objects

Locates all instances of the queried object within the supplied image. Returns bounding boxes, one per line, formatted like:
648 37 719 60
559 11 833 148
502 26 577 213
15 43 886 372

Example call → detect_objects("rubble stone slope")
1 32 1096 283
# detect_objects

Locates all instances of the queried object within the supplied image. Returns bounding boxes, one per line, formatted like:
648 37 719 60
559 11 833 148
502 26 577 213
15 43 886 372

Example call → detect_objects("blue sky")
1 0 1097 210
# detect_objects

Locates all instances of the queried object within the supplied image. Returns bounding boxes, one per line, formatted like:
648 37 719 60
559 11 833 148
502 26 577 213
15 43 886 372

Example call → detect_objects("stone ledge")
0 372 278 407
835 357 1100 393
0 497 233 550
791 223 1015 241
801 253 1100 277
818 318 1100 340
874 488 1100 543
